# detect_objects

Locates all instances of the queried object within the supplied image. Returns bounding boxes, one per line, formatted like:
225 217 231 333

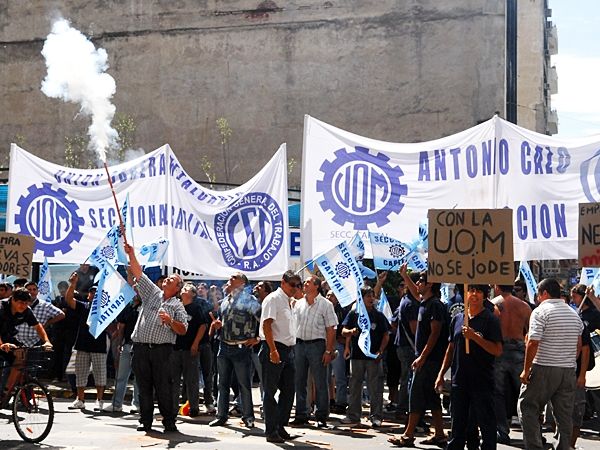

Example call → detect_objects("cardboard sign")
579 203 600 267
0 232 35 278
427 209 514 284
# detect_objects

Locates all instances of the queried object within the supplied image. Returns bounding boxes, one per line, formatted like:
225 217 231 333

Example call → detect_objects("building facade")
0 1 554 187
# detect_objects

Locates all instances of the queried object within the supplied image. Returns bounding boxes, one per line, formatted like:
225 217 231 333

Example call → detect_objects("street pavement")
1 385 599 449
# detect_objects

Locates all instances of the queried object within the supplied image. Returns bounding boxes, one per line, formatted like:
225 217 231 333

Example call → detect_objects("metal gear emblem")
316 147 407 229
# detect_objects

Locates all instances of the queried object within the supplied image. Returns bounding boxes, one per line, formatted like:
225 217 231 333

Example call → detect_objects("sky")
550 0 600 137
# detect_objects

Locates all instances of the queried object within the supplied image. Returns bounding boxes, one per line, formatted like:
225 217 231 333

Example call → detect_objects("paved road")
1 396 599 450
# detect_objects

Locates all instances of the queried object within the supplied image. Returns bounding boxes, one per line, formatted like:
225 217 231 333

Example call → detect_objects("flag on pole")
138 238 169 267
376 289 393 323
356 289 379 359
519 261 537 304
315 241 364 308
87 263 136 338
37 257 53 302
369 232 413 271
347 233 376 278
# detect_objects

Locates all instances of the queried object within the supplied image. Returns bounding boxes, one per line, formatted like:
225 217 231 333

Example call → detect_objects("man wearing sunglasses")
259 270 302 443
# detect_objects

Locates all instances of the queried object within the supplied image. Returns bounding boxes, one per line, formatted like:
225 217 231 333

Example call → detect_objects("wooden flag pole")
463 283 470 354
103 162 128 247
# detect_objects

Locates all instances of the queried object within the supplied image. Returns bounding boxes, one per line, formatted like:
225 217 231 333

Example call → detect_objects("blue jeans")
260 342 295 437
295 339 329 420
112 343 139 409
329 341 348 405
494 340 524 438
216 343 254 420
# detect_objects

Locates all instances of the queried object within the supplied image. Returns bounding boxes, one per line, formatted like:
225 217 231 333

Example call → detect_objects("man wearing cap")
435 284 503 450
124 244 188 433
209 272 261 428
65 274 108 412
16 281 64 347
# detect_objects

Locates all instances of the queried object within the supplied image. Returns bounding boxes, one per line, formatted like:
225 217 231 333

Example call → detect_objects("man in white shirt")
291 276 337 428
518 278 583 450
259 270 302 443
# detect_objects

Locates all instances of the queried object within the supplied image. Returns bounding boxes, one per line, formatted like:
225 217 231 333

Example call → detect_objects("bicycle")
1 345 54 443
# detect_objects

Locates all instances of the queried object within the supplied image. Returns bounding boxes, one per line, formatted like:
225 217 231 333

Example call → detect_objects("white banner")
302 115 600 262
7 144 289 278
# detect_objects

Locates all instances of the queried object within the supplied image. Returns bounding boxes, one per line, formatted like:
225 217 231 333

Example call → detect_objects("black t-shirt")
415 296 448 361
577 325 592 376
449 308 502 389
117 302 140 345
581 307 600 333
0 299 38 344
175 298 210 351
394 294 419 348
73 300 107 353
343 307 390 360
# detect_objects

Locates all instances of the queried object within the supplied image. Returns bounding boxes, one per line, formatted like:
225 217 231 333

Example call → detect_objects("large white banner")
302 115 600 262
8 144 289 278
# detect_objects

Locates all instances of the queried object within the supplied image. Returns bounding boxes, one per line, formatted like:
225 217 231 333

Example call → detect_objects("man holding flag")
341 286 390 428
65 274 107 412
124 243 188 433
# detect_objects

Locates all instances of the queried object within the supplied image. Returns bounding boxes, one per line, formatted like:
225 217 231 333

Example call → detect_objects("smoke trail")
41 18 118 163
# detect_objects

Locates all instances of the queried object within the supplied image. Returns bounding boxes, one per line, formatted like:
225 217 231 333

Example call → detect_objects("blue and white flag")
37 257 53 303
89 234 119 271
316 241 364 308
407 251 427 272
586 268 600 294
369 232 412 271
440 283 452 304
376 289 393 323
519 261 537 304
356 290 379 359
138 238 169 267
87 262 136 338
346 233 376 279
580 267 600 290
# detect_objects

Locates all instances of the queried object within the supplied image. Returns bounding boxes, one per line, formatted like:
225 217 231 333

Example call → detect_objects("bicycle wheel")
12 380 54 443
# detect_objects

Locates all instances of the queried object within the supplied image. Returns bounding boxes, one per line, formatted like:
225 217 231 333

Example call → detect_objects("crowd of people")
1 252 599 449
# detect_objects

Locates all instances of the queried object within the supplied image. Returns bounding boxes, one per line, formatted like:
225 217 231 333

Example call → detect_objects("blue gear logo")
317 147 408 229
100 245 115 261
38 280 50 296
580 148 600 202
389 244 405 259
15 183 84 257
100 290 110 309
335 262 351 279
214 192 284 271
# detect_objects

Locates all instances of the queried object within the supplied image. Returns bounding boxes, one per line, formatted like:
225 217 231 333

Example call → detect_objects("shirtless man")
491 284 532 444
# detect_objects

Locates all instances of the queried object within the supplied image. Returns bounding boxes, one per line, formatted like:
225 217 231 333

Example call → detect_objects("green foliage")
200 155 216 188
110 112 137 163
64 135 91 168
288 157 297 175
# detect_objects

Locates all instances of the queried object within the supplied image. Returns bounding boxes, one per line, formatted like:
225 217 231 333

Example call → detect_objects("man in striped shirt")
518 278 583 450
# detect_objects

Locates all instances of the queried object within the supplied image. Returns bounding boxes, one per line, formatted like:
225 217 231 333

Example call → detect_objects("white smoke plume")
41 18 118 164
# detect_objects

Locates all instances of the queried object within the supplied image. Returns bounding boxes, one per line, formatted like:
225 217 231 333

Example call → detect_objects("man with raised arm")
124 243 188 433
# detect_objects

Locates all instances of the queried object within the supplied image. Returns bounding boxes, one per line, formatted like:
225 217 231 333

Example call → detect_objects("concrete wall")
0 1 509 187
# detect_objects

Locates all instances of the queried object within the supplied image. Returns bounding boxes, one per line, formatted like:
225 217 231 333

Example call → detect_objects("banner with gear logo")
7 143 289 279
302 115 600 262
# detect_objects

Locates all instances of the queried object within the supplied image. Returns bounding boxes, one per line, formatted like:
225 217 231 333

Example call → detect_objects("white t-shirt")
260 287 296 347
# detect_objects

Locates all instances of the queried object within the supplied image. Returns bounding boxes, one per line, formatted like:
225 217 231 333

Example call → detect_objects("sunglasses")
514 287 523 292
289 282 302 289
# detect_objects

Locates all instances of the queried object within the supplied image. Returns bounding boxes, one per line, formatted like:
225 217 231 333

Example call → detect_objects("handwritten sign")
579 203 600 267
0 232 35 278
427 209 514 284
